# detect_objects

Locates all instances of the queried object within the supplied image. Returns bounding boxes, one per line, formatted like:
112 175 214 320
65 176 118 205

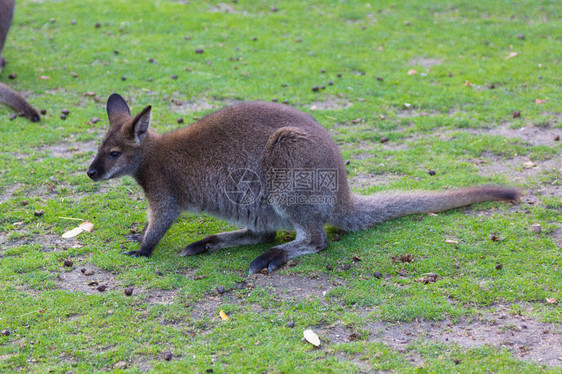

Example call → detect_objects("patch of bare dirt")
250 273 335 300
35 140 99 159
410 57 444 68
0 232 81 254
464 123 562 147
57 264 118 294
169 99 225 115
320 305 562 367
309 97 353 111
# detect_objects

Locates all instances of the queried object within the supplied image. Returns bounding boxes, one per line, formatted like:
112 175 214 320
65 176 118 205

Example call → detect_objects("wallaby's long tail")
335 186 520 232
0 82 40 122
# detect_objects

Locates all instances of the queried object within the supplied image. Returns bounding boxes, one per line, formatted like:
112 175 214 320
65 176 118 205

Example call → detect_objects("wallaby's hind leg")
248 221 328 275
180 228 276 256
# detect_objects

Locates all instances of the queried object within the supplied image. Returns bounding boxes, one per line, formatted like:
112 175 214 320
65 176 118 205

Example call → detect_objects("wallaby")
0 0 40 122
88 93 520 275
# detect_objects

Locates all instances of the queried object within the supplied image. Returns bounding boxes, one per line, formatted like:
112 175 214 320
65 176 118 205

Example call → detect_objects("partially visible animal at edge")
0 0 40 122
88 93 520 275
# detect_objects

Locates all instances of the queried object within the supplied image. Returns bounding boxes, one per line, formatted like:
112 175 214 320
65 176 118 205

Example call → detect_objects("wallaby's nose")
87 168 98 180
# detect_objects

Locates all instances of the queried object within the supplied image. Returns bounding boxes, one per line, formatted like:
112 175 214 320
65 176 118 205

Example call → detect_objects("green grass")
1 0 561 372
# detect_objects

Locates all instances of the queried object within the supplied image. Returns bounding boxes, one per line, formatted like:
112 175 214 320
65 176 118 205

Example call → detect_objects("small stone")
286 321 295 328
447 72 454 77
490 83 496 89
155 270 163 276
320 69 326 74
380 136 389 143
342 264 351 271
91 117 100 124
531 224 542 233
113 50 119 55
327 81 333 85
495 263 503 270
61 109 70 115
376 76 383 81
34 210 43 217
337 73 342 78
512 110 521 118
517 34 525 40
121 76 126 81
282 100 289 105
251 37 257 41
320 85 326 90
373 271 383 279
1 329 10 336
177 117 184 124
270 6 278 12
171 74 178 80
184 35 191 40
9 113 17 120
326 265 333 271
148 58 155 63
453 358 461 365
195 49 204 54
163 351 173 361
428 170 436 176
8 73 16 79
348 332 362 341
554 135 560 141
40 109 47 115
60 114 67 120
94 23 101 28
63 260 73 267
97 285 107 292
312 86 319 92
216 286 225 294
71 20 76 25
295 38 302 43
272 98 278 102
124 287 133 296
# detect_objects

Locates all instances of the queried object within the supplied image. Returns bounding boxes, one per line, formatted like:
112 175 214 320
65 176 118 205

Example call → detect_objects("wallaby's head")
87 93 152 182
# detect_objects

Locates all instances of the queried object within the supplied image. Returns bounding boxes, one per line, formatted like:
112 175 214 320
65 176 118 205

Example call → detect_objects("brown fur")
0 0 39 122
88 94 520 275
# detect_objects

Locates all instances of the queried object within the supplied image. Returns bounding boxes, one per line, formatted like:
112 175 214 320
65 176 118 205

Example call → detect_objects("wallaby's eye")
109 151 121 159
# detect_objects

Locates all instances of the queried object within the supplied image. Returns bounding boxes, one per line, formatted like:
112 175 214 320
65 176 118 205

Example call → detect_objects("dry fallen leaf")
62 227 84 239
407 69 418 75
62 221 94 238
523 161 536 169
427 213 438 216
545 298 557 304
506 52 518 59
79 221 94 232
535 98 546 104
445 239 459 244
303 329 320 347
464 80 473 87
39 75 51 80
219 309 229 320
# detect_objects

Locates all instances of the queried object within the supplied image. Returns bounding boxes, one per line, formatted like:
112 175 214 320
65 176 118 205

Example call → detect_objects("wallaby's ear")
106 93 131 126
127 106 152 143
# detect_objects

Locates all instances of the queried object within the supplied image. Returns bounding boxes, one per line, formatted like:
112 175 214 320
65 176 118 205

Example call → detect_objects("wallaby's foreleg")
180 228 276 256
248 222 328 275
123 202 180 258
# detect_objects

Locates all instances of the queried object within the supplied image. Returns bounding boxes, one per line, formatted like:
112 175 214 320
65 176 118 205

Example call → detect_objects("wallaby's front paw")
180 235 219 256
248 247 289 276
122 250 150 258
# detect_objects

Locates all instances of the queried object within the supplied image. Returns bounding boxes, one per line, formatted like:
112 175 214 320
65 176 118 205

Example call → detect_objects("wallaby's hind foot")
180 229 276 256
248 223 328 275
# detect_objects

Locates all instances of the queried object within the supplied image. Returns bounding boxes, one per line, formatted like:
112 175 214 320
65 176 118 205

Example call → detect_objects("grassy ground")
0 0 560 372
